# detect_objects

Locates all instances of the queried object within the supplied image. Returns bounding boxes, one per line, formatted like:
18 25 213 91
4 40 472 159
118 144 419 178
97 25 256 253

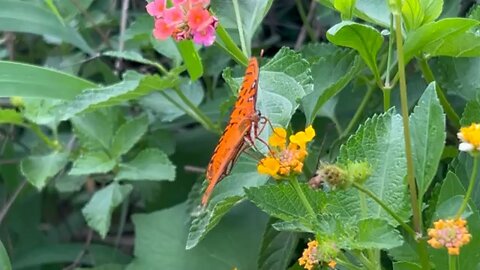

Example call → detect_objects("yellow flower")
427 218 471 255
458 123 480 153
269 127 287 147
257 126 316 179
298 240 319 270
298 239 337 270
290 125 316 149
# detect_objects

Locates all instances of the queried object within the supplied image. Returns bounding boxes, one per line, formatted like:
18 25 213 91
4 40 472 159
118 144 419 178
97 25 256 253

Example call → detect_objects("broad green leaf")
354 0 390 26
258 219 299 270
51 71 178 122
245 183 327 227
111 115 149 158
0 61 96 99
404 18 480 63
20 151 69 190
430 171 480 270
115 148 175 182
187 48 312 249
0 109 23 125
55 175 87 193
53 0 94 21
326 21 383 79
334 0 356 19
176 40 203 81
140 79 204 122
72 111 115 151
409 83 445 198
128 202 268 270
461 99 480 126
393 262 422 270
211 0 272 55
353 219 403 249
337 110 409 225
82 182 133 238
302 49 362 124
12 244 130 269
402 0 425 31
103 51 164 70
0 240 12 270
43 0 64 24
434 57 480 100
77 264 125 270
0 0 93 53
421 0 443 23
69 151 116 175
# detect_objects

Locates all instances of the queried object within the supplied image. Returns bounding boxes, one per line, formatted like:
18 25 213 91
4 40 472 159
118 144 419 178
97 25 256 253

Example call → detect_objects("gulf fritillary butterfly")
201 57 261 205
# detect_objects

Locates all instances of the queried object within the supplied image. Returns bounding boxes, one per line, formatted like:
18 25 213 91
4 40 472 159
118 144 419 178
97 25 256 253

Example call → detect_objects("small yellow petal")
257 157 281 177
269 127 287 147
305 125 316 141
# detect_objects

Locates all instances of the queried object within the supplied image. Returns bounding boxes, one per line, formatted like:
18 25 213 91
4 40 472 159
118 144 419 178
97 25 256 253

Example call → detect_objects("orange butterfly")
201 57 261 205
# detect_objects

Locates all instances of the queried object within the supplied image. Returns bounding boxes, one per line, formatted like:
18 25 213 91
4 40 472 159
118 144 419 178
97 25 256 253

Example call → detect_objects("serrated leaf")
128 202 268 270
326 21 383 79
115 148 175 181
245 183 327 227
302 49 362 123
111 115 149 158
258 219 298 270
0 109 23 125
337 110 409 225
0 0 93 54
69 151 116 175
82 182 132 238
0 61 96 99
434 57 480 101
21 151 69 190
0 240 12 270
410 83 445 198
72 111 115 151
404 18 480 63
461 99 480 126
353 219 403 249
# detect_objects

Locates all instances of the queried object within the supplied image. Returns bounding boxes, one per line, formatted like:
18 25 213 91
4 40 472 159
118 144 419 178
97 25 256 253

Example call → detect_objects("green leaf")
0 240 12 270
421 0 443 24
111 115 149 158
409 83 445 198
404 18 480 63
176 40 203 81
21 151 69 190
326 21 383 79
212 0 272 55
434 57 480 101
43 0 64 24
115 148 175 182
302 49 362 124
334 0 356 20
258 219 298 270
245 183 327 227
461 99 480 126
402 0 443 31
12 244 130 269
55 175 87 193
127 202 268 270
77 264 125 270
337 110 409 225
453 153 480 209
353 219 403 249
0 109 23 125
82 182 133 238
355 0 390 26
69 151 116 176
103 51 164 70
0 0 93 53
393 262 422 270
0 61 96 99
53 0 94 21
72 111 115 151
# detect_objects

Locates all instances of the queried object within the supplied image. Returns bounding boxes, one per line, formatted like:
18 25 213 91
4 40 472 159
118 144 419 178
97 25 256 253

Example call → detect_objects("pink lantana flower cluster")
146 0 218 46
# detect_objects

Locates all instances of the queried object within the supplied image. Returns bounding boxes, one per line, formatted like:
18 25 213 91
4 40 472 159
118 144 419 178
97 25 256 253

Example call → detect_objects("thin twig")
184 165 206 174
115 0 130 71
0 180 27 225
63 229 94 270
294 0 317 50
69 0 112 49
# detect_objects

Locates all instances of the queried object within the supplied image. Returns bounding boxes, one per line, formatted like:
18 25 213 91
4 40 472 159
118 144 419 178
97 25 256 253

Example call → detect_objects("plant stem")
352 182 416 237
27 124 60 150
172 86 220 134
456 156 479 218
232 0 248 57
417 57 460 129
385 14 394 88
294 0 316 41
393 10 431 270
288 176 316 219
449 255 456 270
215 25 249 66
383 87 391 111
342 83 375 138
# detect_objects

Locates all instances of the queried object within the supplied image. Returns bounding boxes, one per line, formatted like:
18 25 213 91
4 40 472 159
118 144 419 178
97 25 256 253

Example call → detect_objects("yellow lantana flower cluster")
298 240 337 270
257 126 315 179
427 218 471 255
458 123 480 153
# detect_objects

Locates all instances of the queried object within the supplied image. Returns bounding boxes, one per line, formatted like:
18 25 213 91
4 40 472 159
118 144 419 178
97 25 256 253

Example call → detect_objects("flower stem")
393 9 431 270
383 87 391 111
294 0 316 41
232 0 248 57
455 155 479 218
449 255 457 270
417 57 460 129
384 14 394 88
352 182 416 237
27 123 60 150
288 176 316 219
